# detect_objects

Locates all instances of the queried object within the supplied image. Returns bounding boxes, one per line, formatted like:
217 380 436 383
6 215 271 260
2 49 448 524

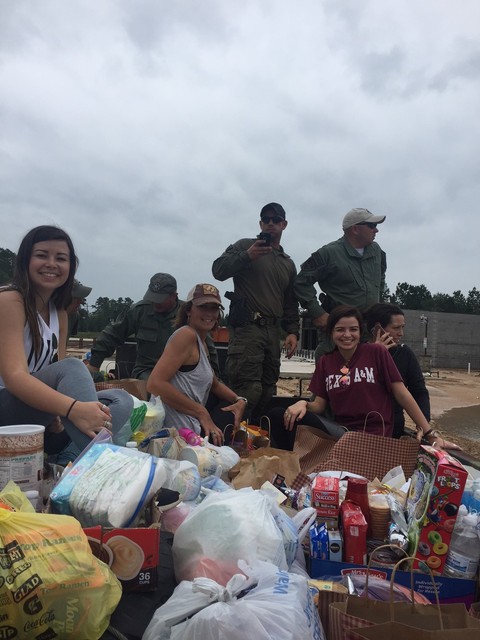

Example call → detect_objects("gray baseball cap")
143 273 177 304
72 280 92 299
342 208 386 230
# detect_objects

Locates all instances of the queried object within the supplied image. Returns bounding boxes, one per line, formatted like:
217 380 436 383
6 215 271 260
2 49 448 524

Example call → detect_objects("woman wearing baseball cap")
147 284 247 444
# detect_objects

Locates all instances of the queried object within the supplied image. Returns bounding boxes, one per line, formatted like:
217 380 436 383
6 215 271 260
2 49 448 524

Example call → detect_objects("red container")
341 500 367 565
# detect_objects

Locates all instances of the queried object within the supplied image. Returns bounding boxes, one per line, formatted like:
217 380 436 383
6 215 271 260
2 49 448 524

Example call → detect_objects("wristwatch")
234 396 248 405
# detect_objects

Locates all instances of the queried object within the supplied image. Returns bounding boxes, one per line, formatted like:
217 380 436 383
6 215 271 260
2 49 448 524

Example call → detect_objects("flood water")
435 405 480 440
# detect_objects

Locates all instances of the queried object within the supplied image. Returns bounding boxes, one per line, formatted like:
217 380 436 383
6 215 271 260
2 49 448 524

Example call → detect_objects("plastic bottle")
178 427 203 446
444 513 480 579
461 479 474 511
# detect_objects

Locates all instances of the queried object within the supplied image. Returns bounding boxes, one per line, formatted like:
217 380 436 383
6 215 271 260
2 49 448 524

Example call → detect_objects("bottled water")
444 513 480 579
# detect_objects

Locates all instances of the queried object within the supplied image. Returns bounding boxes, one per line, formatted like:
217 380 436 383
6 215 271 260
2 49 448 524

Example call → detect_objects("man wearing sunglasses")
212 202 299 421
295 207 386 358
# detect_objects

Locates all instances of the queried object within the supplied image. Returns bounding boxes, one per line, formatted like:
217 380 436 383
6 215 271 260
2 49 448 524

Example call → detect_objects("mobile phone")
257 232 272 246
371 322 386 337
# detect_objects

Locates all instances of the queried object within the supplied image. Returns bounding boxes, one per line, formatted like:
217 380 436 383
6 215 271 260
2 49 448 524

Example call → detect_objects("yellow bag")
0 501 122 639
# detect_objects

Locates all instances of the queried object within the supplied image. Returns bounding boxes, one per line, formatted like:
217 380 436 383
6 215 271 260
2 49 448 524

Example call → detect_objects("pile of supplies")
2 394 480 640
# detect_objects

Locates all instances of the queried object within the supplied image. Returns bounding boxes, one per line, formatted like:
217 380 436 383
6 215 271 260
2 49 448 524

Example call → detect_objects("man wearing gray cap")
86 273 180 380
295 208 387 357
67 279 92 338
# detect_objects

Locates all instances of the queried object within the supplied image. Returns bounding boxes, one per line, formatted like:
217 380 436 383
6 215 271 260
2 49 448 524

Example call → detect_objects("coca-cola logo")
23 610 54 633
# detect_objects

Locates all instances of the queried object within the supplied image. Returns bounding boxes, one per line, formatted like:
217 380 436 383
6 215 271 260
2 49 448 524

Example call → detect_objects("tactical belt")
250 312 279 327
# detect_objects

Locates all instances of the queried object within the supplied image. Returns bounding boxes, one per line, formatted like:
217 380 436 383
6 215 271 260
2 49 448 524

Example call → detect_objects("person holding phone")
364 303 431 439
212 203 299 421
269 305 459 451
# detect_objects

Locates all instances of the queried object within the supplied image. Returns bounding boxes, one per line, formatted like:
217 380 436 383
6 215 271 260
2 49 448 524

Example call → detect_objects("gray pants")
0 358 133 452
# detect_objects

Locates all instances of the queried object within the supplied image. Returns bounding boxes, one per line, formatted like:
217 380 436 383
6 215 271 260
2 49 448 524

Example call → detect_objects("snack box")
406 446 467 574
312 476 339 518
84 526 160 592
341 500 367 565
309 557 477 607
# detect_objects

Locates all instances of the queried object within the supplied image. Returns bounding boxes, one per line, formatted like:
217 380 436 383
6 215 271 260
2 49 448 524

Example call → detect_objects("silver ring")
102 404 107 411
103 420 109 428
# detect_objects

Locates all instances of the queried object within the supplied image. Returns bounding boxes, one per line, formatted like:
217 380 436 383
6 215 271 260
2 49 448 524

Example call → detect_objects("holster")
225 291 250 328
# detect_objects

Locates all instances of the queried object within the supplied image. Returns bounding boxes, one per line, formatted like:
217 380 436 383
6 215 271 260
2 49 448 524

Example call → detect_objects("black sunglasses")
261 216 284 224
357 222 377 229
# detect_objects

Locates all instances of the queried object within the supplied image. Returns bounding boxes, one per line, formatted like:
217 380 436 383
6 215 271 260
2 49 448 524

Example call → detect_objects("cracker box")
406 445 467 575
340 501 367 565
312 476 339 518
84 526 160 591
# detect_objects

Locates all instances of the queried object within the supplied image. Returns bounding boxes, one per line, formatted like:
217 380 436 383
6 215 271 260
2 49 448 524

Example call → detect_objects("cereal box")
406 445 467 575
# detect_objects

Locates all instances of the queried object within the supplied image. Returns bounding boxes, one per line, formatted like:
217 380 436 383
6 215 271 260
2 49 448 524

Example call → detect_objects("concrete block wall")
300 310 480 370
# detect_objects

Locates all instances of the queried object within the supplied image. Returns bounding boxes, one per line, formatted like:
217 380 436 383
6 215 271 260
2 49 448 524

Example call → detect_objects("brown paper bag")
351 620 480 640
330 553 480 640
230 447 300 489
95 378 148 400
293 424 338 474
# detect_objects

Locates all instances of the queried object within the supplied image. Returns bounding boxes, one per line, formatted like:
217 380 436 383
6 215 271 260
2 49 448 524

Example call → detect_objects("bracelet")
422 428 434 439
234 396 248 405
65 399 77 420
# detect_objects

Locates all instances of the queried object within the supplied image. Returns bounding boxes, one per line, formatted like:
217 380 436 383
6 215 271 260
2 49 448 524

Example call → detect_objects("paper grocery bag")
351 620 480 640
230 447 300 489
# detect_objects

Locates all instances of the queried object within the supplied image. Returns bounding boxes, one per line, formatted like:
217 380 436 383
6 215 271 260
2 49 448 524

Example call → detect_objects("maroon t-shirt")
309 343 403 436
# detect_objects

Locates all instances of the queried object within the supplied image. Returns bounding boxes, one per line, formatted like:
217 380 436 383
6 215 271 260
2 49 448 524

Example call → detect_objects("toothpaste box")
84 526 160 592
312 476 339 518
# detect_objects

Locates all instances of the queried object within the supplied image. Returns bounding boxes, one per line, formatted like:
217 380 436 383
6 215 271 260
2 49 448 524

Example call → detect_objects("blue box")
309 558 477 608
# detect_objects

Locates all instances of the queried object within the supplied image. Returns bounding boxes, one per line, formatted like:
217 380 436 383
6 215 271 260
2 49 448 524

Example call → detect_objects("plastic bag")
0 500 121 640
142 559 325 640
50 442 168 527
173 488 288 585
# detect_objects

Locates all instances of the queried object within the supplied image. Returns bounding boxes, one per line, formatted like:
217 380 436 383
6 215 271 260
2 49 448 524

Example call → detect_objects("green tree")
0 248 16 284
466 287 480 314
393 283 433 310
88 297 133 332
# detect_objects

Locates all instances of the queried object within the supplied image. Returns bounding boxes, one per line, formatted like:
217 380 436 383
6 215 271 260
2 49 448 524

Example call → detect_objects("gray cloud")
0 0 479 306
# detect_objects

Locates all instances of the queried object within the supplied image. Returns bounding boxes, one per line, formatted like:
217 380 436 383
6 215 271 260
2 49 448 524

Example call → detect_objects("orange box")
84 526 160 591
406 445 467 575
312 476 339 518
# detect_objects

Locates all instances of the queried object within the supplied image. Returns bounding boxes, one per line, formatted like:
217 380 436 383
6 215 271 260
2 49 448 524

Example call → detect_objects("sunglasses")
357 222 377 229
339 364 350 387
261 216 284 224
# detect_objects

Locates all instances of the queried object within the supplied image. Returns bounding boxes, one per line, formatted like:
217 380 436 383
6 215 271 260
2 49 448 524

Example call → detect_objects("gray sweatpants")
0 358 133 452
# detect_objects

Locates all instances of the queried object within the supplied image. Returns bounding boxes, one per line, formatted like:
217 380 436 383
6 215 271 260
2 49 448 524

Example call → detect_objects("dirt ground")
276 369 480 458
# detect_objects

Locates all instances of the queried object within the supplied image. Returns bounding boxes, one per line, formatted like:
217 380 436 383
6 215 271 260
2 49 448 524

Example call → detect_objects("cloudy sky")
1 0 479 308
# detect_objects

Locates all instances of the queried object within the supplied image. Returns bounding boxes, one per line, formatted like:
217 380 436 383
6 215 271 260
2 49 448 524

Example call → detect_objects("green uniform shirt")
89 299 180 378
294 236 387 318
212 237 299 336
89 299 220 379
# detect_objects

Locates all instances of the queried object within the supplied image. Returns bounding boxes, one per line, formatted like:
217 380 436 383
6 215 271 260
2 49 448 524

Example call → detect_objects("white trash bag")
172 488 287 585
142 560 325 640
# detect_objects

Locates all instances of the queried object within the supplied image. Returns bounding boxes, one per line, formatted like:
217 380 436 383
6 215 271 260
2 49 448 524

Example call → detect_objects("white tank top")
0 300 60 388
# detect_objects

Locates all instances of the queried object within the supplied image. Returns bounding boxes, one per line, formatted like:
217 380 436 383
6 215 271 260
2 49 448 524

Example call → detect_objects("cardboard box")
328 529 343 562
406 446 467 574
84 525 160 591
309 557 477 608
312 476 339 518
341 501 367 565
308 578 348 639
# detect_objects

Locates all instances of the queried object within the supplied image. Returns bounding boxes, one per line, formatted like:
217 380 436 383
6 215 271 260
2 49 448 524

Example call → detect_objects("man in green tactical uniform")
295 207 387 358
212 203 299 420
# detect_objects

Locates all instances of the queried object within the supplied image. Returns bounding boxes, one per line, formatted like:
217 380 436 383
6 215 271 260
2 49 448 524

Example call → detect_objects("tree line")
1 247 479 323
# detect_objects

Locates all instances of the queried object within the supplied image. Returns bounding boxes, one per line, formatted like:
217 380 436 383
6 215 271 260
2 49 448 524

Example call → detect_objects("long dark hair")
9 225 78 356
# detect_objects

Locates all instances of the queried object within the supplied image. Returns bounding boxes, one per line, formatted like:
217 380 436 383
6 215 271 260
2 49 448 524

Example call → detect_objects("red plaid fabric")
293 424 338 474
313 432 419 481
